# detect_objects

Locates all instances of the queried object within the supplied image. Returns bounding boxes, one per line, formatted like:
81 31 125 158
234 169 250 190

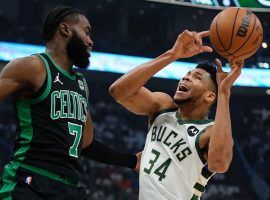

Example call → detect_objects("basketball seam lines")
215 8 240 52
215 12 235 56
227 8 240 51
236 37 262 58
224 12 257 57
215 13 227 52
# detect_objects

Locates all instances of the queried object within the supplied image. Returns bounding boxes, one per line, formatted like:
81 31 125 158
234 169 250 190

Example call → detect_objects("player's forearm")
109 50 176 101
208 93 233 173
81 139 137 169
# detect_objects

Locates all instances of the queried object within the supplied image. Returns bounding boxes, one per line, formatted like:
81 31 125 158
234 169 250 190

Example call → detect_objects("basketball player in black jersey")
0 6 140 200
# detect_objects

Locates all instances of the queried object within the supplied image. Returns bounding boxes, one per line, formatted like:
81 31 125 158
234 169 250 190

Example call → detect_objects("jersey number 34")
144 149 172 181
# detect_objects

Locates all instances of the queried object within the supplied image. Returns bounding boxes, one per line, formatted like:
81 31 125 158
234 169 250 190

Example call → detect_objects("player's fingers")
193 32 202 47
235 59 244 68
201 46 213 53
228 57 244 69
228 57 235 65
227 67 240 89
194 37 202 48
187 37 200 49
215 59 223 72
187 43 200 53
180 30 192 39
228 64 241 81
198 30 210 37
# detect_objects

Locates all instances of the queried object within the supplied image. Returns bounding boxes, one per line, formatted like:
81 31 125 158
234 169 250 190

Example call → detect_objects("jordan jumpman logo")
54 73 63 85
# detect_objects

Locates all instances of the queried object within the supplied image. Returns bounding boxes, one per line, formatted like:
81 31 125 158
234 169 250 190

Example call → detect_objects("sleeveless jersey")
139 108 215 200
11 52 89 180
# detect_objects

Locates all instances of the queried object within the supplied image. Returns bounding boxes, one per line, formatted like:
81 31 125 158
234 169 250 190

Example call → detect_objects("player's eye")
85 28 91 36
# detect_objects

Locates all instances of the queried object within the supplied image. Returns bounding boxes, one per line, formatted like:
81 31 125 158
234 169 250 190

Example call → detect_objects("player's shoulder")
149 92 177 124
0 54 47 84
4 54 44 73
153 92 177 111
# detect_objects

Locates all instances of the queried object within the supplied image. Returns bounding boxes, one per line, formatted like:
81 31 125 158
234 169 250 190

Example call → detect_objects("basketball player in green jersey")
0 6 140 200
110 30 244 200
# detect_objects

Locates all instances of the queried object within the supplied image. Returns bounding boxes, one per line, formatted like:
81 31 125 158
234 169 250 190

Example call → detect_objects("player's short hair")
42 5 85 43
196 61 218 93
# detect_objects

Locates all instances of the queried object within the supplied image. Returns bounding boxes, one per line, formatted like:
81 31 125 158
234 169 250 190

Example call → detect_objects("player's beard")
173 97 193 106
67 30 90 69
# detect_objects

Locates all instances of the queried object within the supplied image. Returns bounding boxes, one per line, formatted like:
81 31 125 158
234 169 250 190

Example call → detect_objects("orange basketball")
210 7 263 59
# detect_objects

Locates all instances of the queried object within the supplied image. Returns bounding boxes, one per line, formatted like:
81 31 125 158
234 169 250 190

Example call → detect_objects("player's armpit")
115 87 176 116
198 127 211 149
0 56 45 101
198 128 211 161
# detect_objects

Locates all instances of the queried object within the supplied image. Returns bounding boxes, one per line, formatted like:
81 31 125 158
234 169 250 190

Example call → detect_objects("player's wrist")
217 91 231 101
165 49 181 61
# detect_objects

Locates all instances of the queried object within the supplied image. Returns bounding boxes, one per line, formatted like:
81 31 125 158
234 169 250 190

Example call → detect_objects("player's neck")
178 105 209 121
46 43 74 74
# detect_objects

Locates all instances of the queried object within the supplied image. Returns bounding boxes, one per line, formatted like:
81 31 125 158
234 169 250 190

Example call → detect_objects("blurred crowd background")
0 0 270 199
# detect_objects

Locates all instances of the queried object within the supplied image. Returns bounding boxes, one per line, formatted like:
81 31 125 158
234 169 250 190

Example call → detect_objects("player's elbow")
109 85 120 101
208 161 230 173
208 151 232 173
109 84 126 102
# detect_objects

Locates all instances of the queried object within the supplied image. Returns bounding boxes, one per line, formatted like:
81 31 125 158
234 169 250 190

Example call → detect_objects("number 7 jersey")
139 108 215 200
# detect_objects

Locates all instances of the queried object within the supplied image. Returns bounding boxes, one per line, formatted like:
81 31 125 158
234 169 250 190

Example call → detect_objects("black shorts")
0 163 88 200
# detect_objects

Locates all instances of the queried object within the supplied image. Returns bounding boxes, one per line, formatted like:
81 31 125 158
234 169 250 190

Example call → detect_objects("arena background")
0 0 270 199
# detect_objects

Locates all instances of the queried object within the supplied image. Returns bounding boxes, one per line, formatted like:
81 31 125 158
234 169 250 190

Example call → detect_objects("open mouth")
178 84 189 93
87 45 92 52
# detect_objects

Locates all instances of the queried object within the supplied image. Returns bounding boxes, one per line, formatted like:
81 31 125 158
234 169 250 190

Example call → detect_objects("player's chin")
174 91 190 99
173 92 190 105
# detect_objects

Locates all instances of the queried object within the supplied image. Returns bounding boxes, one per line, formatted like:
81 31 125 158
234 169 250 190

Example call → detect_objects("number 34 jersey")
12 52 89 180
139 109 215 200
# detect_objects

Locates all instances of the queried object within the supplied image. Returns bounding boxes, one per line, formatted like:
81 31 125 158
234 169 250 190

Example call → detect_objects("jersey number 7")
68 122 83 158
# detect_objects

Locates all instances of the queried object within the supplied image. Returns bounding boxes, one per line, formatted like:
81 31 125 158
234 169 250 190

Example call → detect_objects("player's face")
173 69 214 106
66 15 93 69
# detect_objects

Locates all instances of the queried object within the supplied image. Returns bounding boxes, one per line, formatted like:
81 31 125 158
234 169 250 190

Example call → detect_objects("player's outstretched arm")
0 56 45 101
82 139 141 171
82 114 141 172
109 30 212 116
204 58 243 173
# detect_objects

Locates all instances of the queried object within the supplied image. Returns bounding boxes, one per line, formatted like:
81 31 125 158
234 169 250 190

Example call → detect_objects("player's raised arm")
0 56 44 101
109 30 212 116
204 59 244 173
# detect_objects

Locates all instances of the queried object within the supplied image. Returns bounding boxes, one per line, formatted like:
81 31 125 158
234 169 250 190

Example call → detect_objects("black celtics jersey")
12 52 89 180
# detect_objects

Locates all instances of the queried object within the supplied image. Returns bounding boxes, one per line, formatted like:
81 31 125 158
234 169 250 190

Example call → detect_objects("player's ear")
59 22 72 38
205 91 216 104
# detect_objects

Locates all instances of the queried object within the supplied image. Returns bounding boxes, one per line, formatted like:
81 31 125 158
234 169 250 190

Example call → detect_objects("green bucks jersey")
11 52 89 180
139 108 215 200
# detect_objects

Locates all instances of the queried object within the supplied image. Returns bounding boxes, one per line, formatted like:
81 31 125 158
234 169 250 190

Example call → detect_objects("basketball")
209 7 263 59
